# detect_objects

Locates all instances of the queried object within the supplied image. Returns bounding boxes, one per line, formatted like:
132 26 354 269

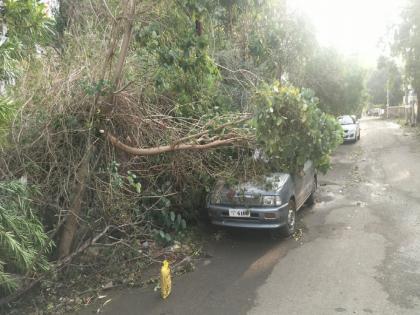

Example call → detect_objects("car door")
292 173 305 208
302 160 315 204
292 161 314 209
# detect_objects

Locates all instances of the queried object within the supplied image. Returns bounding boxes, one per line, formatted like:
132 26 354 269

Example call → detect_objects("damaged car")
207 160 317 236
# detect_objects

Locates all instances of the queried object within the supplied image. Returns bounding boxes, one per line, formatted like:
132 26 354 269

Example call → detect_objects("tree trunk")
195 19 203 36
276 64 283 85
58 0 135 258
226 0 233 34
58 149 91 258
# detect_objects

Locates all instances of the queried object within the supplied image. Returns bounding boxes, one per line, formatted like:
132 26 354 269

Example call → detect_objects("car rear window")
338 116 354 125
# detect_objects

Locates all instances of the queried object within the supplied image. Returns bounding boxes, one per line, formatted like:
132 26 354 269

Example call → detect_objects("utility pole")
386 81 390 119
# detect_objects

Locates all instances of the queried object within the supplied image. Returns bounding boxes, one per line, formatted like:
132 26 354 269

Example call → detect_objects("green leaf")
165 233 172 243
170 211 176 222
135 183 142 194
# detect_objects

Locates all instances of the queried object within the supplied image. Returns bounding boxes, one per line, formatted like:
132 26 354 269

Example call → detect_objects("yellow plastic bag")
160 260 171 299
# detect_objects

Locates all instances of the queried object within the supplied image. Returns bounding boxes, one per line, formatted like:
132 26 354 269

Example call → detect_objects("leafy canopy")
0 0 53 81
254 84 343 174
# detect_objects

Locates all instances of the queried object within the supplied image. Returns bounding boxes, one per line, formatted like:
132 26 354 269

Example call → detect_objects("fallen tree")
0 0 342 304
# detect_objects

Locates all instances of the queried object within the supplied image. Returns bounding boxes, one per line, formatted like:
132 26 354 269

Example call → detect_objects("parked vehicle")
367 108 384 117
338 115 360 142
207 160 317 236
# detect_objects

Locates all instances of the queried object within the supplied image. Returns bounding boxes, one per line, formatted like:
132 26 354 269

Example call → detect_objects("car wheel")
306 177 317 206
280 199 297 237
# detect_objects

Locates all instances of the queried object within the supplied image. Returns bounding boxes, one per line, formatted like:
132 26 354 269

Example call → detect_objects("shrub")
0 180 52 294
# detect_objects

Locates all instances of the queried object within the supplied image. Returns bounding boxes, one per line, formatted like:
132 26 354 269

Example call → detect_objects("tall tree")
302 48 366 116
393 0 420 122
367 56 404 106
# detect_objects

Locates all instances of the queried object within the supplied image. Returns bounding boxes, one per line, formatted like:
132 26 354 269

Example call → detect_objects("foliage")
254 84 343 174
210 0 317 112
393 0 420 121
153 210 187 245
245 2 315 82
367 56 404 106
133 1 222 118
301 48 366 116
0 179 52 294
0 96 17 137
0 0 53 82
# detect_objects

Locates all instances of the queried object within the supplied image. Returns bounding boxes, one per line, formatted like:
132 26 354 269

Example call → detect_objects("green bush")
0 180 52 294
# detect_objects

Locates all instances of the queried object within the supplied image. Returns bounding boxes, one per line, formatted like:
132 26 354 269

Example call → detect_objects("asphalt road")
81 118 420 315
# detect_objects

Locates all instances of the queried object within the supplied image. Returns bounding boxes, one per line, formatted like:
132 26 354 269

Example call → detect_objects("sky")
288 0 407 65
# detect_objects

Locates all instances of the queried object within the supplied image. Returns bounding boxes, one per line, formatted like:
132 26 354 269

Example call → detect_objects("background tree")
301 48 366 116
367 56 404 107
393 0 420 122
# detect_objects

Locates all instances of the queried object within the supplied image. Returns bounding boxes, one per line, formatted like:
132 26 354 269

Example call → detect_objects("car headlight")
262 196 282 206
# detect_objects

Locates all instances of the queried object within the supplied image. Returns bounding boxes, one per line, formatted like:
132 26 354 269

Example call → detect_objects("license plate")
229 209 251 217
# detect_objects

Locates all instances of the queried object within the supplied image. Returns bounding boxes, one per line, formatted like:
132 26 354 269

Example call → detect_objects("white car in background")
338 115 360 143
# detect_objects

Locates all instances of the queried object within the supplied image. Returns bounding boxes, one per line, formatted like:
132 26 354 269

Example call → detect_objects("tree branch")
172 115 252 146
112 0 135 90
107 133 248 156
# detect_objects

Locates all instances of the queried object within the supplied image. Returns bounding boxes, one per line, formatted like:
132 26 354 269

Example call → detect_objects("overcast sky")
288 0 407 65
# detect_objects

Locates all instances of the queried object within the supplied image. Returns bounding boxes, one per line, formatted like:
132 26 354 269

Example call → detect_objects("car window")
338 116 354 125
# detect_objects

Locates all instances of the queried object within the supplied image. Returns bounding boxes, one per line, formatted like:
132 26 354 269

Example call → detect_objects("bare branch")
107 133 248 156
112 0 135 90
172 115 252 146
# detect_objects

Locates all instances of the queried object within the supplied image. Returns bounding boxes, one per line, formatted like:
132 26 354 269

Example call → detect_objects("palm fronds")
0 180 52 294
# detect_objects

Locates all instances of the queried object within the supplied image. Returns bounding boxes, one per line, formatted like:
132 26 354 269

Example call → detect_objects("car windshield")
338 116 355 125
253 149 286 173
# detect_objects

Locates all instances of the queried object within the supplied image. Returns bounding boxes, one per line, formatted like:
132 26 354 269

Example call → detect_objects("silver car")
207 161 317 236
338 115 360 142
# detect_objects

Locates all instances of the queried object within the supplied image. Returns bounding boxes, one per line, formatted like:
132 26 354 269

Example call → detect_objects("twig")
112 0 135 92
101 0 117 23
112 80 134 94
57 225 112 267
171 115 252 146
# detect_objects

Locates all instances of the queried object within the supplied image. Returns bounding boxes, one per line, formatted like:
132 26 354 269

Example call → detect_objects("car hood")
341 124 356 131
210 173 290 206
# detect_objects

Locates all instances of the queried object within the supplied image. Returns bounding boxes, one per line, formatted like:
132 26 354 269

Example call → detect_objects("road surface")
81 118 420 315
